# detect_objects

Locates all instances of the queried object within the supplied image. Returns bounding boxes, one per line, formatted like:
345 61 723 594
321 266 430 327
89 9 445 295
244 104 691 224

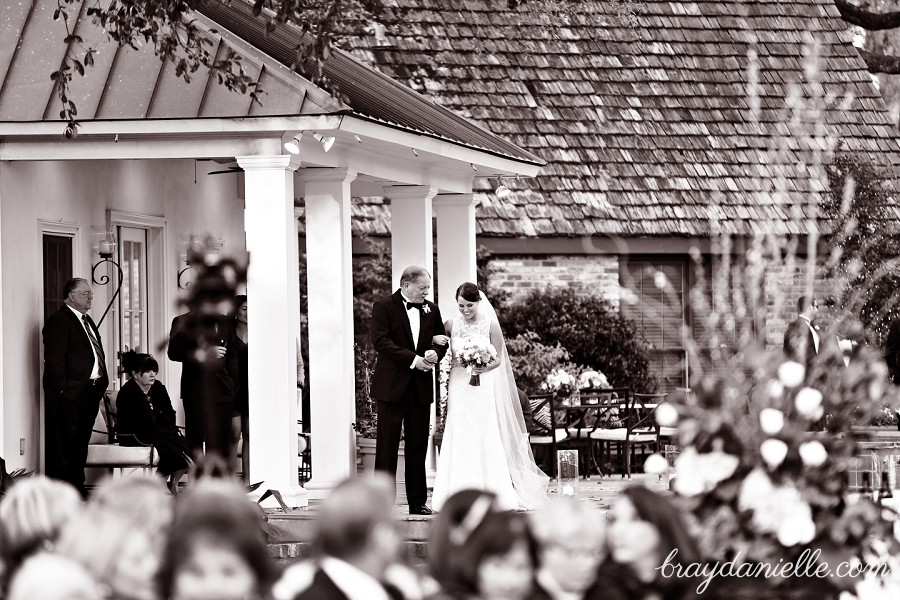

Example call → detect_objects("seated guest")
56 503 160 600
589 485 701 600
158 479 277 600
7 552 104 600
116 351 192 493
430 489 536 600
528 496 605 599
0 475 82 587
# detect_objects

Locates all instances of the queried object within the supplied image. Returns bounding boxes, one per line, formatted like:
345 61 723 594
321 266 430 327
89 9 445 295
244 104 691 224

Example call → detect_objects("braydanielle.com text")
656 548 891 594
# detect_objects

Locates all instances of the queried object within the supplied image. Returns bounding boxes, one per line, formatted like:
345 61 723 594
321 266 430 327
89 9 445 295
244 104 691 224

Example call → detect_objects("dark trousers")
182 395 206 455
183 394 235 467
375 383 431 508
45 382 103 497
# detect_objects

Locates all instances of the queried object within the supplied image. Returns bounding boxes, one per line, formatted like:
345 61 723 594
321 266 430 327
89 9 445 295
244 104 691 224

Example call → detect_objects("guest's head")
0 476 82 569
56 504 159 600
797 295 818 320
607 486 700 585
400 266 431 303
121 350 159 385
530 496 605 595
430 491 536 600
312 474 400 578
63 278 93 314
7 552 103 600
234 295 247 325
90 475 173 546
158 479 276 600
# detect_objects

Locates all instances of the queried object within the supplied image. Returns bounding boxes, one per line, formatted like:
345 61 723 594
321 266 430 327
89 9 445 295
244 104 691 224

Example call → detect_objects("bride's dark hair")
455 282 481 303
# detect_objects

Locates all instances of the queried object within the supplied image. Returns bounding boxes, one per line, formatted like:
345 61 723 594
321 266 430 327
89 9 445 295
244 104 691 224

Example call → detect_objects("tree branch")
834 0 900 31
856 48 900 74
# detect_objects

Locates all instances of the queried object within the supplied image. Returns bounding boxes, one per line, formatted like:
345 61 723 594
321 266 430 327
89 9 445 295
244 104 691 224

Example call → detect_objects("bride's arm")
475 320 504 374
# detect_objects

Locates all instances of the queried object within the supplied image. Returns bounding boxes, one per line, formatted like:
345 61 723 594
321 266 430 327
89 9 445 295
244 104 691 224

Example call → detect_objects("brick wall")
764 261 839 347
488 255 621 308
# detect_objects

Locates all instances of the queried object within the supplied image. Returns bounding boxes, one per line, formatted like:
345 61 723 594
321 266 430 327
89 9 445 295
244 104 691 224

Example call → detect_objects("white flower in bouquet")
798 440 828 467
759 408 785 435
767 379 785 400
655 403 679 427
760 438 789 469
458 337 497 386
578 369 610 390
794 387 824 420
673 447 740 497
777 361 805 388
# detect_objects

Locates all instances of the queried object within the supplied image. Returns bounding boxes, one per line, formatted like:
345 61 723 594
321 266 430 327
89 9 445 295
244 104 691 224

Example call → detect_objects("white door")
117 226 149 382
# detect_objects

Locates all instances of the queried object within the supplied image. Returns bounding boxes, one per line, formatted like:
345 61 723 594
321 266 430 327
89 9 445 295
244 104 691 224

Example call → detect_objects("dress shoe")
409 505 434 515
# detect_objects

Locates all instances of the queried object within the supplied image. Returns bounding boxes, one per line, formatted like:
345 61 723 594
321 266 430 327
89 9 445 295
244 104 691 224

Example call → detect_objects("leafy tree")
822 151 900 344
499 287 657 393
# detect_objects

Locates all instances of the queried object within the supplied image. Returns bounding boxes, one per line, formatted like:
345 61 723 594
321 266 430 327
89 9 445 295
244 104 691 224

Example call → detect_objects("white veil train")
478 291 549 508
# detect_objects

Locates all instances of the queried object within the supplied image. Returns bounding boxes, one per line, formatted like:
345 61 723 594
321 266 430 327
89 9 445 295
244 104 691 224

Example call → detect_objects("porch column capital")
434 193 477 208
299 167 357 183
384 185 439 201
236 154 301 171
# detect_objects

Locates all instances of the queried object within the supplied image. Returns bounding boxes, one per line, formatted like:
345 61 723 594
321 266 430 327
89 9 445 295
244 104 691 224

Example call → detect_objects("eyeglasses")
73 291 93 297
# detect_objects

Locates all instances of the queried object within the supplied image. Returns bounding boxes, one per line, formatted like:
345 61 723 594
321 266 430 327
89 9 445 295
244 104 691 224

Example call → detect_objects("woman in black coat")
116 351 191 492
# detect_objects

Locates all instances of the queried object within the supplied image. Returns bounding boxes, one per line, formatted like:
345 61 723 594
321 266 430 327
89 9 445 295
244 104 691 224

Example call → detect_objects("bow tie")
406 301 424 311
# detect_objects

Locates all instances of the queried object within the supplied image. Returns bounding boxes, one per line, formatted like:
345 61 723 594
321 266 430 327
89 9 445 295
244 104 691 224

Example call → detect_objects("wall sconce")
495 177 511 198
91 231 123 327
179 236 224 289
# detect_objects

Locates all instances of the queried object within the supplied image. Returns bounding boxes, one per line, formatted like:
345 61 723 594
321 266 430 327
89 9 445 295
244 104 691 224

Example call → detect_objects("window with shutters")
621 259 688 392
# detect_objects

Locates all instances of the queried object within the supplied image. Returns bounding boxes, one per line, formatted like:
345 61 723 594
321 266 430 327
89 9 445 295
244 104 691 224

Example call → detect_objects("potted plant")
354 344 405 477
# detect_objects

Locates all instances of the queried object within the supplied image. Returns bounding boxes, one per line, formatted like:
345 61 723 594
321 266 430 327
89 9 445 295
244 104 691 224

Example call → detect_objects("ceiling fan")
196 158 242 176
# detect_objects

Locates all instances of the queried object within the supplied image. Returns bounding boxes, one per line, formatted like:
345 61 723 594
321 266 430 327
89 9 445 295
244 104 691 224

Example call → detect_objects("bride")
431 282 549 511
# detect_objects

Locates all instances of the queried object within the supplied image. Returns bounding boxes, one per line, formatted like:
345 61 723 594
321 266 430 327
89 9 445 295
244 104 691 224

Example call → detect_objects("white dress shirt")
800 316 819 353
320 557 391 600
401 292 421 370
66 304 101 379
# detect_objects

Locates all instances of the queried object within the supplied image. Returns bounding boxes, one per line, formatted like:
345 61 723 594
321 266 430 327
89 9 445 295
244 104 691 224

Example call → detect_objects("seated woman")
116 351 191 493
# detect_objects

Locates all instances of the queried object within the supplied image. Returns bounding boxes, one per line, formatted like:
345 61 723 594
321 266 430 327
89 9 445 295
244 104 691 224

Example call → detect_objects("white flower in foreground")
759 408 785 435
740 472 816 547
738 468 774 513
760 438 788 469
794 387 824 420
673 447 740 497
776 505 816 546
768 379 785 400
655 403 679 427
798 440 828 467
643 453 668 475
777 361 805 388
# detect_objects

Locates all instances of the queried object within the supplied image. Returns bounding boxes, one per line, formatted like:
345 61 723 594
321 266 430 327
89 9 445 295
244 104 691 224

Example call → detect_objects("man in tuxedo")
42 277 109 497
783 295 819 375
288 475 403 600
370 265 447 515
167 310 237 461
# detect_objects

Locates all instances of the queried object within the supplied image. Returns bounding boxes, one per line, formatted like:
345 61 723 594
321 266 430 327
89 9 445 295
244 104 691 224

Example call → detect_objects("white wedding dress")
432 315 549 511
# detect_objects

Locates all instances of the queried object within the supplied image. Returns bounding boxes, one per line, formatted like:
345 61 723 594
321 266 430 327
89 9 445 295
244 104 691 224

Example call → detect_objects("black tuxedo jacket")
42 306 109 401
291 568 403 600
783 317 818 372
167 312 237 401
370 290 447 404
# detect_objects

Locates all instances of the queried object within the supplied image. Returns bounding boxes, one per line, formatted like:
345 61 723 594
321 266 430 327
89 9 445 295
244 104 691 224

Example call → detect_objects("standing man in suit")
370 265 448 515
42 277 109 497
783 295 820 375
167 311 237 463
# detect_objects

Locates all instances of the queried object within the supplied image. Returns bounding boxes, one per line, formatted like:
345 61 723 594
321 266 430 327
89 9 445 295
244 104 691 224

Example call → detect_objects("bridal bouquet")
458 338 497 386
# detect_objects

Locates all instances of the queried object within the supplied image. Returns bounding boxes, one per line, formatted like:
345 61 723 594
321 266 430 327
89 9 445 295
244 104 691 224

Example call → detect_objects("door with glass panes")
117 226 148 384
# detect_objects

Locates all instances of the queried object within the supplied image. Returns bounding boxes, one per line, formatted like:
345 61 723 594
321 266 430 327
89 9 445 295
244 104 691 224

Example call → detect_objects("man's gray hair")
400 265 431 285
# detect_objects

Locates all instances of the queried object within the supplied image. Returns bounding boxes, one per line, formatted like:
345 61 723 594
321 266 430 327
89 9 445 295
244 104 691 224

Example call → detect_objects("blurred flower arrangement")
578 369 610 390
540 368 577 397
652 337 900 596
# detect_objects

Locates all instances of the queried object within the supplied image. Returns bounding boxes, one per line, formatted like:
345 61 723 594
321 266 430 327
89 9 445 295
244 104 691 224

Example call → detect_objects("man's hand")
214 345 227 359
414 356 435 371
424 349 438 364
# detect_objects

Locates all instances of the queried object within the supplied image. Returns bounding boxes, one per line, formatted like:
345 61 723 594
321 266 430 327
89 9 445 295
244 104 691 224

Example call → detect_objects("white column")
435 194 478 318
236 154 307 508
385 185 439 486
387 186 438 288
302 168 358 499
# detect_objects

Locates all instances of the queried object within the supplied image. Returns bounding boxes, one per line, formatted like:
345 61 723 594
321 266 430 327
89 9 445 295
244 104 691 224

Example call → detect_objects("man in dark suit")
783 295 820 376
370 265 448 515
42 277 110 497
289 475 403 600
167 311 237 461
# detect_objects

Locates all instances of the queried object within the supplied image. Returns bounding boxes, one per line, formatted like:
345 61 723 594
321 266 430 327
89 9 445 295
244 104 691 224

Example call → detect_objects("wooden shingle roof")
342 0 900 237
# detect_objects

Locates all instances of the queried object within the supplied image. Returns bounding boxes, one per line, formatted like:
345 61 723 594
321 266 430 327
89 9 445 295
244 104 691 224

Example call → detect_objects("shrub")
507 332 582 394
500 287 657 393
